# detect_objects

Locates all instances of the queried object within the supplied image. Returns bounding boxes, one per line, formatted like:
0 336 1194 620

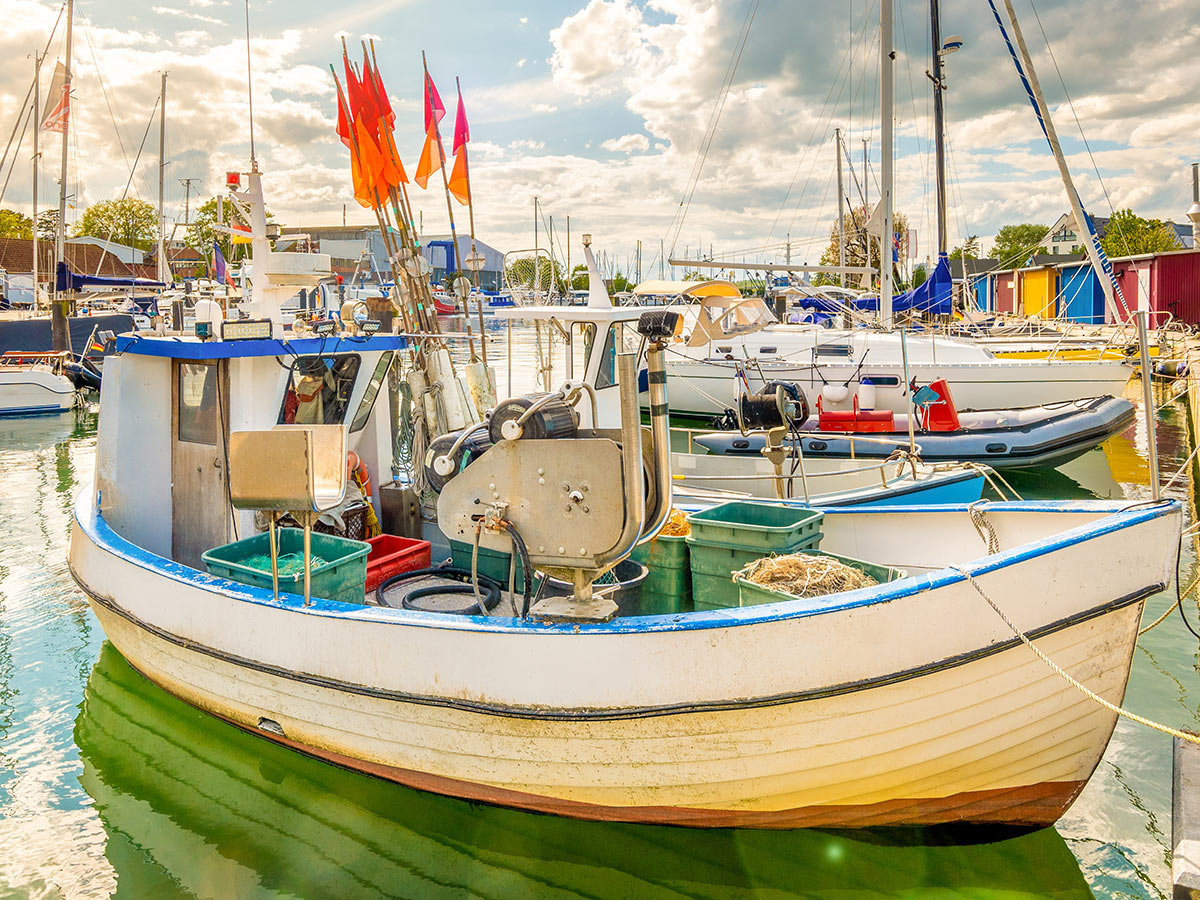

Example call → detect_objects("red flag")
447 146 469 206
452 82 469 155
414 123 445 189
423 70 445 132
344 54 377 126
335 76 352 148
364 51 394 127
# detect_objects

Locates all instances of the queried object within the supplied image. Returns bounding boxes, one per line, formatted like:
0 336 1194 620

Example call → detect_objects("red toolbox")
365 534 432 594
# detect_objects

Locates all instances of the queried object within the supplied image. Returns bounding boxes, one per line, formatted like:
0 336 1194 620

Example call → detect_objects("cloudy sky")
2 0 1197 275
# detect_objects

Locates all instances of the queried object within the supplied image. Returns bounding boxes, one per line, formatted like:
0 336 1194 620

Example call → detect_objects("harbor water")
1 319 1197 898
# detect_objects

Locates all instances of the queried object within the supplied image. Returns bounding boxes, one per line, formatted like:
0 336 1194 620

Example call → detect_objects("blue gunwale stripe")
73 486 1179 636
113 333 409 360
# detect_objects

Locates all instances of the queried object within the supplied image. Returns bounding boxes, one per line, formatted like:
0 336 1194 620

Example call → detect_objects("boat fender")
821 383 850 406
858 377 877 411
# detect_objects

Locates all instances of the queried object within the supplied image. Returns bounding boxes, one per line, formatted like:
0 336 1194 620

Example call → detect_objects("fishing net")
657 508 691 537
744 553 877 598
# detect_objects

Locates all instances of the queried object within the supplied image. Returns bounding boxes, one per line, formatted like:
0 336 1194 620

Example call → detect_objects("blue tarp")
56 261 167 293
795 254 953 316
0 314 134 359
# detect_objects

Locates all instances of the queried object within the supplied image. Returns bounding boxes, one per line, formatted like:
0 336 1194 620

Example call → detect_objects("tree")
0 208 33 239
911 263 928 289
75 198 157 250
815 205 910 287
610 272 632 293
185 197 275 262
569 263 587 291
1100 208 1183 258
949 235 980 260
36 208 60 241
989 223 1049 267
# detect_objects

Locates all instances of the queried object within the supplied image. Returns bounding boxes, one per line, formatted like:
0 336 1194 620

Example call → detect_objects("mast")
930 0 948 256
51 0 73 351
157 71 168 284
835 127 846 287
993 0 1126 321
880 0 894 328
32 54 41 313
533 196 539 292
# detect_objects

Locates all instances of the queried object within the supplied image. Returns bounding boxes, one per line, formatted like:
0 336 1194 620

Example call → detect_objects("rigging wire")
662 0 760 260
0 2 65 184
1027 0 1135 260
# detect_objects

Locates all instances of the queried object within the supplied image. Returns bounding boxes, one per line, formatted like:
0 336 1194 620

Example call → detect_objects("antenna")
244 0 256 171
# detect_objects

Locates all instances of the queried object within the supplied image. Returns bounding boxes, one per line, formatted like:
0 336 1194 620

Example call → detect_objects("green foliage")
949 235 980 260
1100 208 1183 258
74 198 157 250
815 205 909 287
610 272 632 293
184 197 274 263
911 264 928 289
569 264 588 291
682 270 707 282
989 223 1049 266
0 208 33 239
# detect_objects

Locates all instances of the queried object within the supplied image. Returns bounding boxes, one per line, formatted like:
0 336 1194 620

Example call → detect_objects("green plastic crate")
639 587 692 616
687 535 819 611
733 550 908 608
631 534 691 599
450 539 527 592
202 528 370 605
686 502 824 552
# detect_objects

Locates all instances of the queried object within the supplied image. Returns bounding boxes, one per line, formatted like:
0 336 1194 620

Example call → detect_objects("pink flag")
452 82 469 154
423 70 445 132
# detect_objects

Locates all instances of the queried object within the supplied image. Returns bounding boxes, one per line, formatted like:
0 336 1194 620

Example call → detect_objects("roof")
947 258 999 280
0 238 157 280
631 279 740 298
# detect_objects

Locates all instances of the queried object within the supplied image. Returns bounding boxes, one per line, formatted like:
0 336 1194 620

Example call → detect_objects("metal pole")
836 127 846 287
51 0 73 350
1137 310 1160 499
900 328 916 455
880 0 894 329
31 53 40 314
930 0 948 256
157 71 167 284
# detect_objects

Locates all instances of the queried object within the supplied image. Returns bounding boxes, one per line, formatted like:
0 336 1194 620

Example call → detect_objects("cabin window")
279 354 361 425
178 362 219 444
349 352 394 433
815 343 852 358
716 345 733 355
864 374 901 387
594 324 643 389
758 346 778 355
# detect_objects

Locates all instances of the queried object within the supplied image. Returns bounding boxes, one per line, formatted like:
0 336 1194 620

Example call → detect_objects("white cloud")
519 16 528 24
509 139 545 151
531 103 557 114
151 5 223 26
601 133 649 153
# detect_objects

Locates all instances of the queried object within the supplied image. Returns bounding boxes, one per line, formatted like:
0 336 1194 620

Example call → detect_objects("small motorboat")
0 351 79 416
693 380 1135 470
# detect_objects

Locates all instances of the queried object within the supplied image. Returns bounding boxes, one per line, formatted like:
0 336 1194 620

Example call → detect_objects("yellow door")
1021 269 1055 319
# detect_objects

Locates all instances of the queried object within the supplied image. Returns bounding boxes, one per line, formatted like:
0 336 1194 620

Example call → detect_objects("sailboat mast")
995 0 1123 321
930 0 948 256
836 127 846 288
51 0 73 351
880 0 894 328
157 71 167 284
32 54 40 313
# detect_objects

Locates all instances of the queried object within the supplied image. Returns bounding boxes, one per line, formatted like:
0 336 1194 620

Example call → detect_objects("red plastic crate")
365 534 432 594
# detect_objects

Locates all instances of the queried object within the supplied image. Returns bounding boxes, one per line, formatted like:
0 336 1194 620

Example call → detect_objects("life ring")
347 451 371 495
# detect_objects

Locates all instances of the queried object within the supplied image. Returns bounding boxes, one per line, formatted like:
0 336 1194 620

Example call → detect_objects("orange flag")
448 147 470 206
378 123 408 188
354 118 385 207
414 123 445 189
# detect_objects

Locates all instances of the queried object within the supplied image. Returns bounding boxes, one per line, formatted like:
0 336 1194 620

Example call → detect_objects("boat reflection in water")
77 644 1094 899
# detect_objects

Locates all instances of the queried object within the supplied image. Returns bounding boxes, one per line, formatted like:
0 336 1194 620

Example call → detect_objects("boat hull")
0 368 76 416
69 493 1178 829
661 358 1131 418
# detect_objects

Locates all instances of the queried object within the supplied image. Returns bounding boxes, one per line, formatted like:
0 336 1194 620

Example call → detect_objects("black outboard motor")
64 357 103 392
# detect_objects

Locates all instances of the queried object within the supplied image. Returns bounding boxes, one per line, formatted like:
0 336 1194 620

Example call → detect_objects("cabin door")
171 359 231 568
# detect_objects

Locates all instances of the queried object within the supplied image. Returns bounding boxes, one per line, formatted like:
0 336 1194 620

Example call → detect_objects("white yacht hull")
69 491 1179 828
0 368 76 416
663 357 1131 417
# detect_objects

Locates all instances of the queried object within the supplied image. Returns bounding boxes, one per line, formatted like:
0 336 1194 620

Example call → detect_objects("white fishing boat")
0 351 78 416
68 174 1181 830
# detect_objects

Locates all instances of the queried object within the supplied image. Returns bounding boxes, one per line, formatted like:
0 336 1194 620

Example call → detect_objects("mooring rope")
950 564 1200 745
